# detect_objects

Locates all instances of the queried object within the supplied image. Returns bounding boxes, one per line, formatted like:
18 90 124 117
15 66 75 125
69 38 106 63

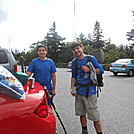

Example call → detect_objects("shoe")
82 129 88 134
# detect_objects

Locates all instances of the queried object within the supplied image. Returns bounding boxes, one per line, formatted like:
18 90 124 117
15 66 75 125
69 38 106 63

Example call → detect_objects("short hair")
71 42 83 49
36 45 48 51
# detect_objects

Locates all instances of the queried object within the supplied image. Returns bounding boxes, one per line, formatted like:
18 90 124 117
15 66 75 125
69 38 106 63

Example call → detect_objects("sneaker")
82 129 88 134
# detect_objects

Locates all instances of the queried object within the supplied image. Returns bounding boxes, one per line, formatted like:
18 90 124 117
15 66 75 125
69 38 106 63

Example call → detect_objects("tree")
124 45 134 58
44 22 65 62
30 40 47 51
92 21 105 49
126 29 134 42
77 33 86 45
104 44 118 63
57 44 73 62
117 44 127 58
126 11 134 47
105 44 117 51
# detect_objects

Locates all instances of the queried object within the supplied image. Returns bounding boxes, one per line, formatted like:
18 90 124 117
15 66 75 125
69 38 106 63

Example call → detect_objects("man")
20 56 26 72
70 42 104 134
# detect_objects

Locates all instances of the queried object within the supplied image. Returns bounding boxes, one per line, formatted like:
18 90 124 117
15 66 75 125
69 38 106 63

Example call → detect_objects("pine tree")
92 21 105 49
126 11 134 47
45 22 65 62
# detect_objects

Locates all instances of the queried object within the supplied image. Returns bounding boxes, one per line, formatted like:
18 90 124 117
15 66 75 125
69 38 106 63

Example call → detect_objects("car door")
131 60 134 69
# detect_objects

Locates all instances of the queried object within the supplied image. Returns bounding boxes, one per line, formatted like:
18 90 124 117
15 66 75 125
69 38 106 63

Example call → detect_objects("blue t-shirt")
27 58 56 91
71 55 104 96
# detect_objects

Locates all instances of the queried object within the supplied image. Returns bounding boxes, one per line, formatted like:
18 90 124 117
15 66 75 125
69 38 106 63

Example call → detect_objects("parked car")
110 59 134 76
0 78 56 134
0 48 17 73
68 61 72 68
0 48 56 134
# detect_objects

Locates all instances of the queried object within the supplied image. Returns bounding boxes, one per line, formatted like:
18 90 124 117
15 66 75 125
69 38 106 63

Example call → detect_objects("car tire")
127 70 134 77
113 72 118 75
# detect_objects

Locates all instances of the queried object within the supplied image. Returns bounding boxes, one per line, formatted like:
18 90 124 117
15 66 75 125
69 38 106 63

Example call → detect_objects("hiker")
70 42 104 134
26 45 57 106
20 56 26 72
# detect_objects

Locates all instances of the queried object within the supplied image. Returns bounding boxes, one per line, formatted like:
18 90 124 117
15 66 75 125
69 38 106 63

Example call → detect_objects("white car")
68 61 72 68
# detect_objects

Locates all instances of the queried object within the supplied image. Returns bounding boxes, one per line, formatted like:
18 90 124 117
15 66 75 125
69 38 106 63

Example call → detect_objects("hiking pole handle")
44 87 53 99
97 86 99 97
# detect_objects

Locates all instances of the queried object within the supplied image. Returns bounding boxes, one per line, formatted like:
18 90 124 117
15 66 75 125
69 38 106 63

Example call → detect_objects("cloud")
0 0 8 23
0 0 134 51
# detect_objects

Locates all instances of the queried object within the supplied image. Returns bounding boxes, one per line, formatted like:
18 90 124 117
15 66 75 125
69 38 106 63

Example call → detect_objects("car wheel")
113 72 118 75
127 70 134 77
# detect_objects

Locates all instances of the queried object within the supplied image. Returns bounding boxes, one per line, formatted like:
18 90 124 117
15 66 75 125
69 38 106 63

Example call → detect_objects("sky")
0 0 134 52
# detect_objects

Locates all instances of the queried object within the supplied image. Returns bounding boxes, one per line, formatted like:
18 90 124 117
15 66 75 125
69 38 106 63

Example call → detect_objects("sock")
82 126 87 131
97 132 102 134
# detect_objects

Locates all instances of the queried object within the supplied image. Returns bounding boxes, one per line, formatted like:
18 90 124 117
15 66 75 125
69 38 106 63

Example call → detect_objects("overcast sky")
0 0 134 51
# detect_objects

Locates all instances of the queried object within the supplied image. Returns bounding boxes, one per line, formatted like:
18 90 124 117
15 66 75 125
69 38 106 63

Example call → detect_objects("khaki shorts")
75 94 100 121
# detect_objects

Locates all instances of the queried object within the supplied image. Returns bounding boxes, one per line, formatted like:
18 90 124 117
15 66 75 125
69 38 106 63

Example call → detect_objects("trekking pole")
97 86 101 97
44 87 67 134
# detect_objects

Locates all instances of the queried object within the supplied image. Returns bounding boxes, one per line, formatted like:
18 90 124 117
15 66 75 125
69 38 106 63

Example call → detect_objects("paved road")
54 68 134 134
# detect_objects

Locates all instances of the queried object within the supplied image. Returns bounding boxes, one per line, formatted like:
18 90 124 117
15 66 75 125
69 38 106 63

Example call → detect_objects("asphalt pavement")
54 68 134 134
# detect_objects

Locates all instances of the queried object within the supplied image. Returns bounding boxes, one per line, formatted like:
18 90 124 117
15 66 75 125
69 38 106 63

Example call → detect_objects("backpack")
74 55 104 97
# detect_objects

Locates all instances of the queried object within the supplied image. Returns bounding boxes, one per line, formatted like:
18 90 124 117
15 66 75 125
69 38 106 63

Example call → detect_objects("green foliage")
117 44 134 59
83 46 93 54
126 29 134 41
126 11 134 48
24 50 38 65
104 49 118 64
104 44 118 63
105 44 117 51
77 33 87 45
12 14 134 65
117 44 127 59
57 44 73 63
92 21 105 49
30 40 47 51
44 22 65 62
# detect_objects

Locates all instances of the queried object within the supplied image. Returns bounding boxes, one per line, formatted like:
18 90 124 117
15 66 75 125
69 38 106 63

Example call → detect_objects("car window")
131 60 134 64
0 50 8 64
115 59 129 63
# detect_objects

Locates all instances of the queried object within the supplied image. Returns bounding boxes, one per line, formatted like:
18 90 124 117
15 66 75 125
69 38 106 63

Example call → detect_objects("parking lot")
55 68 134 134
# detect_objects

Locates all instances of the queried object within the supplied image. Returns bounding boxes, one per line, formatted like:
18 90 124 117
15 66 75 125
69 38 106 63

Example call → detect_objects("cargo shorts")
75 94 100 121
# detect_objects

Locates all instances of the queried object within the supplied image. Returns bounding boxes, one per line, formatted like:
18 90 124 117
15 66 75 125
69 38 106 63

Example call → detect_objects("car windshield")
115 59 130 63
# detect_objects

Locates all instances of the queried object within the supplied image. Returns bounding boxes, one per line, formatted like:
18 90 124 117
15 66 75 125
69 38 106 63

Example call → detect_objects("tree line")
12 11 134 65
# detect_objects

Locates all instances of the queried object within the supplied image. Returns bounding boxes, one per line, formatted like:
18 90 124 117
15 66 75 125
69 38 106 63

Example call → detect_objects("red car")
0 80 56 134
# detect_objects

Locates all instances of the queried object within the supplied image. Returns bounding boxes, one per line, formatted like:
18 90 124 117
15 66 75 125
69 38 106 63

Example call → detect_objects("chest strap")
76 82 90 97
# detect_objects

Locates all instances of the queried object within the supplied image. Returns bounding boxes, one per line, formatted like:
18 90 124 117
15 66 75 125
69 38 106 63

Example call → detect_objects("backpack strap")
86 55 91 62
74 55 92 97
74 55 92 79
74 58 78 77
74 55 91 75
85 55 91 97
74 58 81 77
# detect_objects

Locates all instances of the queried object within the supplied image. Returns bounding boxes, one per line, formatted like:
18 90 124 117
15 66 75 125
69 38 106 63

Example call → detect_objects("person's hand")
70 88 77 97
95 68 100 74
51 89 56 97
81 66 90 72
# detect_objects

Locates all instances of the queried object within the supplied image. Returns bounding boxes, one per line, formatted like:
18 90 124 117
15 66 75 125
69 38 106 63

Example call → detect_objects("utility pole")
9 36 11 51
73 1 77 41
